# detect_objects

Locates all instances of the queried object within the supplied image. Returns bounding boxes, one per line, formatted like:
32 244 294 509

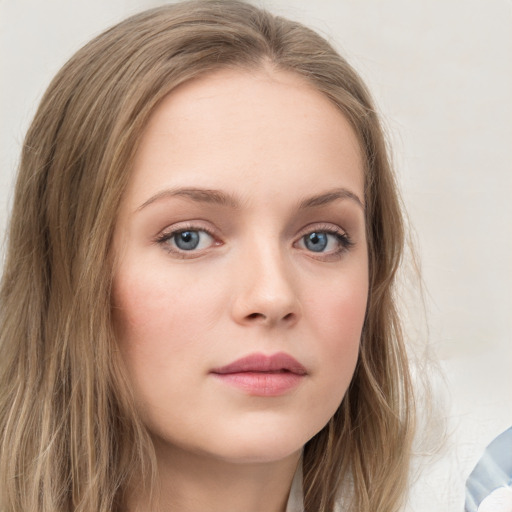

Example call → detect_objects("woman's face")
112 68 368 464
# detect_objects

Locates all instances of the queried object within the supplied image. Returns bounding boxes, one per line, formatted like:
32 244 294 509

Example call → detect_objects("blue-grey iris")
175 231 200 250
304 232 328 252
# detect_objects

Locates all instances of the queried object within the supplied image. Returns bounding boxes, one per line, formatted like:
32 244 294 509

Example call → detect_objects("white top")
285 461 304 512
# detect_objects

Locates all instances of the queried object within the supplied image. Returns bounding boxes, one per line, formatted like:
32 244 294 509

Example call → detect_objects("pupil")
305 232 328 252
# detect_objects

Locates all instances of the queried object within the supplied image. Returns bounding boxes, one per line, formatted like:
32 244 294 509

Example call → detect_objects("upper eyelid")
157 221 217 238
294 227 350 246
155 226 219 258
294 222 348 238
155 221 349 240
154 223 219 251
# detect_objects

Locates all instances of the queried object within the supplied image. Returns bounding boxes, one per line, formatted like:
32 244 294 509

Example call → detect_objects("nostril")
246 312 295 323
247 312 265 320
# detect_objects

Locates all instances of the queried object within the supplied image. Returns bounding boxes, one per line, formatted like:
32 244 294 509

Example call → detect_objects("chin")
146 396 338 467
150 422 310 466
193 418 324 465
216 439 303 465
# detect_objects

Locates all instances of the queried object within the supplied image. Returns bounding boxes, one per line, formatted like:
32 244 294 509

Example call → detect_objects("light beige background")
1 1 511 510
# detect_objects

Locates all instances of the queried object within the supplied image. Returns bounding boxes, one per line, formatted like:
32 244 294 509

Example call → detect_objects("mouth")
210 352 307 396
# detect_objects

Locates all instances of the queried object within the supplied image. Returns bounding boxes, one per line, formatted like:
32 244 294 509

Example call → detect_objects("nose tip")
231 256 300 328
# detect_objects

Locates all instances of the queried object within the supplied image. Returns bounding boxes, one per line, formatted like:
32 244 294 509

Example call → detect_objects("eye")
296 227 353 257
157 227 217 255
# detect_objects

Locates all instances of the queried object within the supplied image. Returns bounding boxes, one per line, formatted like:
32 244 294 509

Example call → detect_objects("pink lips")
210 352 307 396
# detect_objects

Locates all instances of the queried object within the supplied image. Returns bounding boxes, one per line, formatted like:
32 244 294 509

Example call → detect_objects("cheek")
114 262 210 337
305 271 368 402
111 262 226 381
308 266 368 347
111 265 209 427
317 286 366 334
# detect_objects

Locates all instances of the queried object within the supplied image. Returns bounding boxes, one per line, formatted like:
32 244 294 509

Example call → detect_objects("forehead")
125 67 364 210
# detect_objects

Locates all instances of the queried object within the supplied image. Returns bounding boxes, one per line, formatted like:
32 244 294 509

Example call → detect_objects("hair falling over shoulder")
0 1 415 510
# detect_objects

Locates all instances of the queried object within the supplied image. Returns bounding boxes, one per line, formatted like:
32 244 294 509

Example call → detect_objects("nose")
230 244 301 328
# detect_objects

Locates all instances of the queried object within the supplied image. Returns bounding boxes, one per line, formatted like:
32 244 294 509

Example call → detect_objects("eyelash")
154 222 353 260
294 224 354 261
154 223 219 259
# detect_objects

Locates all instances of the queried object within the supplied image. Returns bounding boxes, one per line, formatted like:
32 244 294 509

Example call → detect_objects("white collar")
285 459 304 512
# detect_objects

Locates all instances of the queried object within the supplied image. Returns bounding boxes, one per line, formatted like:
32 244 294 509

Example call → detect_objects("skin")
112 67 368 512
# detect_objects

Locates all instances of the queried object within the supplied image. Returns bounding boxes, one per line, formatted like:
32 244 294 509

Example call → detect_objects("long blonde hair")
0 1 414 511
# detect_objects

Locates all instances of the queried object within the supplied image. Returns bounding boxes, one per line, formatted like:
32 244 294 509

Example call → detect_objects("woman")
0 1 414 511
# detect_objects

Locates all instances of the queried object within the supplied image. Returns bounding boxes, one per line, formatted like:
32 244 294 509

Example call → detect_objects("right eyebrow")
136 187 242 212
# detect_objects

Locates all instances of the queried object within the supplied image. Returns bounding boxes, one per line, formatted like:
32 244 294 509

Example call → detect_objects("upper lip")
211 352 307 375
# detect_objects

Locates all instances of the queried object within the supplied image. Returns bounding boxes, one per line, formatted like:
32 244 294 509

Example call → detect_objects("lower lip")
212 371 304 396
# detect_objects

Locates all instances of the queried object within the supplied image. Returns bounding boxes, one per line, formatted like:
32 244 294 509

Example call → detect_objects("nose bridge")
232 234 300 326
251 239 293 296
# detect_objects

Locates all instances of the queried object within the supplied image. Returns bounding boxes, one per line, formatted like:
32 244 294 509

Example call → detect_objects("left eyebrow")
298 188 365 211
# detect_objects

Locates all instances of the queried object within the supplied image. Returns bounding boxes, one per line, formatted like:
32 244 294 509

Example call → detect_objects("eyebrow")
298 188 365 210
136 186 364 212
137 187 241 211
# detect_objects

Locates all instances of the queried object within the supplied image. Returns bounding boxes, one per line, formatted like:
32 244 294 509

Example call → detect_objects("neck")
126 441 302 512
